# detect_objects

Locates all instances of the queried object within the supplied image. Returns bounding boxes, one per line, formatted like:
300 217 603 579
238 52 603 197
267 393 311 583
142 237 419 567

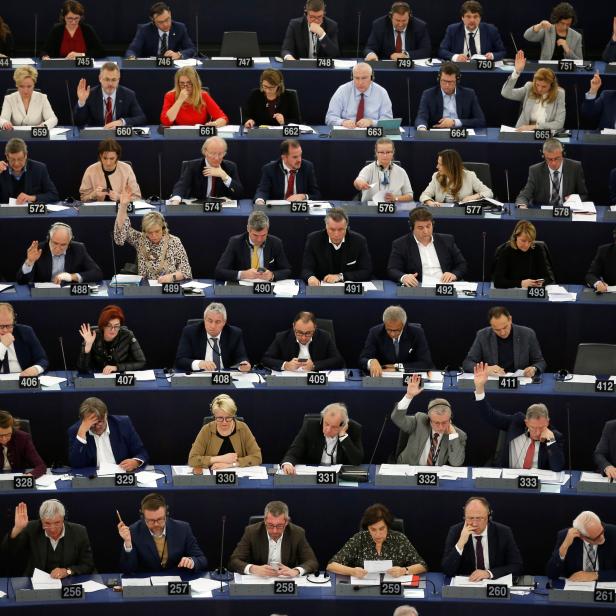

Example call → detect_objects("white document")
80 580 108 593
334 59 357 69
151 575 182 586
190 576 225 595
0 284 14 293
500 124 532 133
130 200 156 210
273 279 300 297
34 282 61 289
428 128 477 136
181 280 211 290
97 463 124 476
364 560 392 573
93 369 156 381
601 128 616 135
11 58 37 65
234 573 277 584
135 470 165 485
216 125 241 133
293 464 343 475
350 575 380 585
326 370 346 382
413 58 441 67
45 203 71 211
174 59 202 67
580 472 611 483
32 568 62 589
39 375 67 388
569 374 601 383
452 573 513 587
228 466 268 480
404 588 426 598
110 274 142 284
472 467 502 479
172 465 210 476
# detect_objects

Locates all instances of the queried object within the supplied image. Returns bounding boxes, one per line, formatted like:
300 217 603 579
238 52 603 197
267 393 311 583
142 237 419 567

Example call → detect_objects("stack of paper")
378 464 467 480
93 369 156 381
451 573 513 587
291 464 342 475
190 576 226 596
580 471 612 483
546 284 577 303
31 568 62 590
151 576 182 586
472 467 502 479
502 468 570 486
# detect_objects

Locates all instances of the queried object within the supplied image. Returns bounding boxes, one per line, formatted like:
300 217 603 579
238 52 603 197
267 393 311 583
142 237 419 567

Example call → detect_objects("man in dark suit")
282 0 339 60
262 311 343 372
215 211 291 282
387 208 467 284
582 72 616 130
603 19 616 63
547 511 616 582
170 137 243 203
118 493 207 573
473 362 565 471
516 139 589 207
364 2 431 61
359 305 434 376
16 222 103 285
302 208 372 284
67 397 149 470
438 1 506 61
175 302 251 372
0 138 58 204
0 302 48 376
74 62 147 128
594 419 616 479
228 500 318 576
442 496 523 580
415 63 486 129
585 237 616 292
125 2 196 59
0 410 46 478
2 500 95 577
254 139 321 203
281 403 363 473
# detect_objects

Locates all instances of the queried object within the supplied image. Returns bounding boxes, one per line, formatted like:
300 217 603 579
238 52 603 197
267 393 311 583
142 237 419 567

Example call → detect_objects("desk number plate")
212 372 232 386
316 470 337 484
162 282 181 294
366 126 384 138
317 58 334 69
31 126 49 138
476 59 494 70
380 581 402 595
377 201 396 214
464 204 482 215
61 584 84 599
115 373 136 386
307 372 328 386
199 125 217 137
450 128 467 139
486 584 509 598
282 125 300 137
168 581 190 595
216 471 237 485
552 206 571 218
435 283 454 296
27 203 47 215
253 282 272 294
19 376 39 389
416 472 438 486
290 201 309 213
203 201 222 213
274 580 296 594
344 281 363 295
498 376 518 389
115 473 136 487
527 287 546 299
534 129 551 140
594 589 616 603
517 475 539 490
595 380 616 393
13 475 35 489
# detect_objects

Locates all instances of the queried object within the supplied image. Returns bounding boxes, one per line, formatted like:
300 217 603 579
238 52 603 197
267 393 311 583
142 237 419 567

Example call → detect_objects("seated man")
214 211 291 282
594 419 616 479
118 493 207 573
438 1 506 61
175 302 251 372
415 63 486 130
282 0 339 60
364 2 431 61
473 362 565 471
16 222 103 285
0 410 46 478
387 208 467 285
0 302 48 376
262 311 343 372
325 62 393 128
463 306 546 376
442 496 523 580
585 237 616 292
254 139 321 204
2 500 95 577
302 208 372 285
547 511 616 581
582 72 616 130
359 305 434 376
0 138 59 204
228 500 318 576
170 137 243 203
67 397 149 470
516 139 589 207
392 374 466 466
281 403 363 473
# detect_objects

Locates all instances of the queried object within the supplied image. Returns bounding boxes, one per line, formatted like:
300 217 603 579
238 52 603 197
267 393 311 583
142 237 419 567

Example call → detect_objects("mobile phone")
297 358 308 363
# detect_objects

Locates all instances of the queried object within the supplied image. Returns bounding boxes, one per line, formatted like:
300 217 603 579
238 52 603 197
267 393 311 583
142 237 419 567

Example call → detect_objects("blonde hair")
173 66 203 111
531 68 560 104
14 66 38 86
508 220 537 250
141 211 167 234
210 394 237 417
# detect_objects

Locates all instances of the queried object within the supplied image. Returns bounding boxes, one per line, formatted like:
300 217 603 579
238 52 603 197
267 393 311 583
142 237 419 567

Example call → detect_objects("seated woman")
79 138 141 202
188 394 262 472
114 188 192 283
41 0 105 59
0 67 58 130
77 304 146 374
493 220 555 289
160 66 228 127
0 16 14 58
523 2 582 60
419 149 493 206
243 69 300 129
327 503 427 578
0 410 46 478
354 137 413 203
501 50 566 132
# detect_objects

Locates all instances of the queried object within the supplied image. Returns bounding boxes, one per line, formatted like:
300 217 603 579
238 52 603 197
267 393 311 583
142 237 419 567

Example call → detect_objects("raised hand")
514 49 526 74
76 78 91 104
26 241 42 266
79 323 97 351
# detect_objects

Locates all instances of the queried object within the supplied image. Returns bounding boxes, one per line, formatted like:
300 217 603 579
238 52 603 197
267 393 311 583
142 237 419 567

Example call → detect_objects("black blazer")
171 158 243 200
364 15 431 60
582 90 616 130
281 15 340 58
254 159 321 202
4 429 46 478
0 159 59 204
414 85 486 129
5 324 49 372
492 243 555 288
215 232 291 281
74 85 147 127
594 419 616 475
76 326 146 373
585 243 616 287
243 89 301 126
125 20 196 58
41 22 105 58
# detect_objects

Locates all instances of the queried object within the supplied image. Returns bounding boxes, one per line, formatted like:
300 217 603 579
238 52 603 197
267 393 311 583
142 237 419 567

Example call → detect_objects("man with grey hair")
547 510 616 581
281 401 363 474
1 500 95 577
175 302 251 372
359 305 434 376
228 500 318 576
215 211 291 281
393 606 419 616
474 362 564 470
392 373 466 465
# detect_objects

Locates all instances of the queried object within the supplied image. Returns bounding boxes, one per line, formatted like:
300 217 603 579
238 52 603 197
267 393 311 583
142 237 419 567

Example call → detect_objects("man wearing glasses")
228 500 318 577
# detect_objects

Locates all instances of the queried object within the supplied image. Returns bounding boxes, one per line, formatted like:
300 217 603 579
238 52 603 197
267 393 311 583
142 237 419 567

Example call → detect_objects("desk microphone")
406 77 412 138
355 11 362 60
157 152 163 203
480 231 487 296
34 14 38 59
64 80 77 137
213 515 232 585
58 336 72 387
420 576 438 595
573 82 581 141
239 106 244 136
194 14 200 59
509 33 519 54
504 168 511 214
110 231 119 294
153 466 169 483
566 402 573 489
368 406 390 467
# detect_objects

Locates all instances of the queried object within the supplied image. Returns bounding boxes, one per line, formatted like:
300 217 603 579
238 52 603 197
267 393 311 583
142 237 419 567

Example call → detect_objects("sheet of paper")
216 125 241 133
452 573 513 587
404 588 425 598
130 200 156 210
174 59 202 67
350 575 380 585
232 466 268 480
80 580 108 592
97 463 124 476
293 464 342 475
38 375 67 387
181 280 211 290
93 369 156 381
334 59 357 69
580 472 610 483
364 560 392 573
32 568 62 589
150 575 182 586
234 573 277 584
413 58 441 67
135 470 165 485
45 203 71 211
0 284 14 293
34 282 61 289
472 467 502 479
12 58 37 65
326 370 346 383
190 577 225 595
110 274 142 284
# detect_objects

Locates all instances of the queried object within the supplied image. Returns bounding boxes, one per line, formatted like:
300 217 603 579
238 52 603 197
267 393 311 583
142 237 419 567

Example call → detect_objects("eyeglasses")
294 329 315 338
214 416 234 423
265 523 286 531
0 430 13 439
64 16 81 22
144 516 166 525
261 83 278 90
105 324 121 331
464 516 488 522
0 323 14 330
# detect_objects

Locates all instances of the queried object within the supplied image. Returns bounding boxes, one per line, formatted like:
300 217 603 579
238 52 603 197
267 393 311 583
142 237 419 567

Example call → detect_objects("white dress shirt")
414 235 443 279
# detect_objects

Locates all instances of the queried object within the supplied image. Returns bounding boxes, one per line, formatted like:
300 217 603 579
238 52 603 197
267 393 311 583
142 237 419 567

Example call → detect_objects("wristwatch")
66 568 73 576
172 273 177 282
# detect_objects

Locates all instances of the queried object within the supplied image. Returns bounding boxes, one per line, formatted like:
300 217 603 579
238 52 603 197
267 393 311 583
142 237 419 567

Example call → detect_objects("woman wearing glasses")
243 69 301 129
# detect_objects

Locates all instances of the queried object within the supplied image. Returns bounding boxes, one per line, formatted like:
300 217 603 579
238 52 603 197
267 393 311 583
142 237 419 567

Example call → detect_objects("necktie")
160 32 168 55
426 433 439 466
395 31 402 53
211 337 221 370
310 32 318 58
104 97 113 125
1 353 9 374
550 170 561 206
285 170 296 199
468 32 477 56
475 536 485 569
522 439 535 469
583 544 597 572
251 244 259 269
356 93 365 122
209 176 217 197
393 338 399 359
153 535 168 567
1 445 8 471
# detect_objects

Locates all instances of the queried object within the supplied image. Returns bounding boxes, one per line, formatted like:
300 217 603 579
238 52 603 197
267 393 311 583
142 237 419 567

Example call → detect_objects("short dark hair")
550 2 576 24
280 139 301 155
487 306 511 321
325 207 348 225
361 503 394 529
460 1 483 16
98 138 122 158
150 2 171 18
0 410 16 430
409 207 433 228
293 311 316 325
439 62 461 79
390 2 411 17
305 0 325 11
60 1 85 18
141 492 167 511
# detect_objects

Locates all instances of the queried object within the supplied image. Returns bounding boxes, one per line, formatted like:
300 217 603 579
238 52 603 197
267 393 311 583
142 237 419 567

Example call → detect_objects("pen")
116 509 124 524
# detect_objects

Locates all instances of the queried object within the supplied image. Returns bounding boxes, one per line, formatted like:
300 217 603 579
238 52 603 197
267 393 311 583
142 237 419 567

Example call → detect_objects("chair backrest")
15 418 31 435
484 429 507 467
573 343 616 375
286 89 302 124
315 318 336 347
187 318 202 326
464 162 493 190
220 32 261 57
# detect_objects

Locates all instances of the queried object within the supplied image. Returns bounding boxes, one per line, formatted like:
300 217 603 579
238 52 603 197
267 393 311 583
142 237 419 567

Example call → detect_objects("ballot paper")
45 203 71 211
93 369 156 381
11 58 37 65
273 279 300 297
31 568 62 590
181 280 211 290
39 375 67 388
451 573 513 587
364 560 392 574
546 284 577 303
190 576 226 595
135 470 165 486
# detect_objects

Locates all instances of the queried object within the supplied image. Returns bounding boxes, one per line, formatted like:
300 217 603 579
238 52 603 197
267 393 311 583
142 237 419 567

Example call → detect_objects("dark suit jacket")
547 524 616 581
15 240 103 284
261 328 343 371
171 158 243 200
282 417 364 466
442 521 523 579
387 232 468 282
4 323 49 372
74 85 147 127
302 229 372 281
492 243 555 288
438 22 506 60
126 21 196 58
254 159 321 202
585 243 616 287
175 323 249 371
582 90 616 130
610 168 616 205
120 517 207 573
243 89 301 126
414 85 486 128
359 323 434 373
0 159 59 204
215 232 291 281
594 419 616 475
476 397 565 471
228 522 318 573
281 15 340 58
67 414 149 468
41 22 105 58
604 41 616 63
4 429 46 478
364 15 431 60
